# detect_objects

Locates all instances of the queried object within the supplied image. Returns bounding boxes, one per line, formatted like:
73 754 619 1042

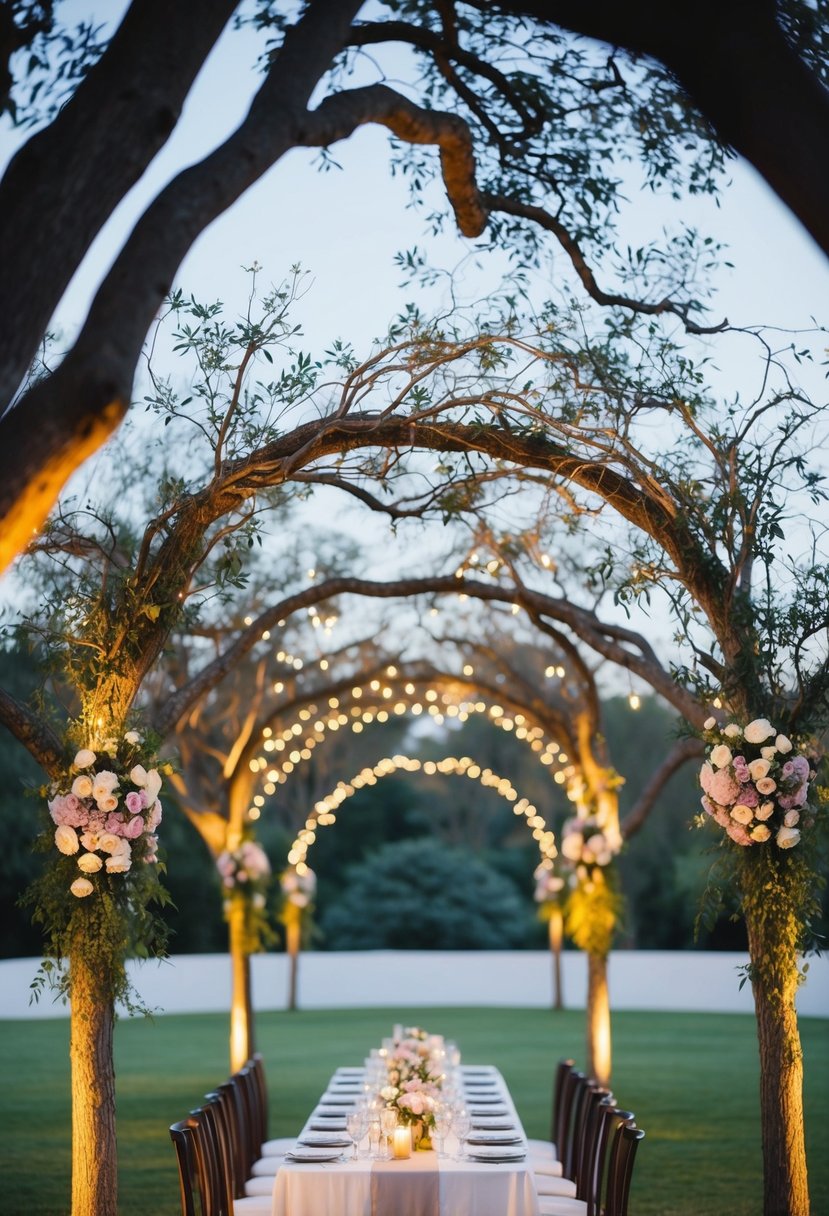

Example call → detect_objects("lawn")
0 1007 826 1216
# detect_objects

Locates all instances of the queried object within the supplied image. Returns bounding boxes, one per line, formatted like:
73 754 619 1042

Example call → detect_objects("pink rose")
736 784 759 808
147 800 162 830
105 813 126 836
125 791 145 815
123 815 144 840
708 769 740 805
724 821 752 846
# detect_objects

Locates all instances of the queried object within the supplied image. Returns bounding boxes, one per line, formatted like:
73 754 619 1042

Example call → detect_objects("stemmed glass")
432 1106 453 1159
346 1109 368 1161
380 1107 397 1160
452 1105 470 1161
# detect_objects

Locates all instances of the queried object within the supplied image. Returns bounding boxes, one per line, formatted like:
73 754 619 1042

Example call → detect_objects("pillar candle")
392 1126 412 1159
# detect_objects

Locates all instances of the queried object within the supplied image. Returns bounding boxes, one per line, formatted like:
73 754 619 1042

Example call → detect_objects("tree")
4 0 825 565
320 836 534 948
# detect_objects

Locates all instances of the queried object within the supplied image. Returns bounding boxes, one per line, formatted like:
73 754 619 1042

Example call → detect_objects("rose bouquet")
47 732 163 898
380 1027 444 1134
217 837 275 953
699 716 814 849
559 812 621 876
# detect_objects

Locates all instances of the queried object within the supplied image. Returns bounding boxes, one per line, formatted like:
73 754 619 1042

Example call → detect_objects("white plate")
320 1094 357 1106
466 1146 526 1162
471 1118 517 1130
467 1130 523 1145
298 1131 351 1147
286 1148 343 1163
309 1119 347 1131
469 1105 509 1117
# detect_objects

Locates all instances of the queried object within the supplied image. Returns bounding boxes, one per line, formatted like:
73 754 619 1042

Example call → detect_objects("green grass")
0 1008 826 1215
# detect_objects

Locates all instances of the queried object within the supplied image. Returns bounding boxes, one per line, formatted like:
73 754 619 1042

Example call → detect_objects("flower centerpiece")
699 716 815 849
380 1026 445 1149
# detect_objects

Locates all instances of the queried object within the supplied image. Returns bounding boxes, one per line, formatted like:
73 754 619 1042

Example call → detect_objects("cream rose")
748 758 771 781
73 748 96 769
77 851 103 874
750 824 771 842
730 805 753 825
761 746 777 760
756 777 777 795
710 744 733 768
124 730 142 745
55 825 80 855
70 877 94 898
723 724 743 738
105 854 132 874
783 809 800 827
775 826 801 849
755 801 775 821
775 734 793 754
703 716 716 730
71 774 93 798
143 768 162 802
744 718 776 744
130 764 148 786
96 794 119 813
79 831 100 851
98 832 123 855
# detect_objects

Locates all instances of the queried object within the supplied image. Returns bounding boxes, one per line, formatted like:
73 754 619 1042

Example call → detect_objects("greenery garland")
22 728 172 1009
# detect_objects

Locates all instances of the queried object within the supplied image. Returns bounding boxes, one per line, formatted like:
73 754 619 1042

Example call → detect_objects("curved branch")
484 192 729 334
0 687 64 777
621 735 703 839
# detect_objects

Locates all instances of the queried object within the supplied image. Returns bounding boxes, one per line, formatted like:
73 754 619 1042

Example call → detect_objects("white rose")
130 764 149 786
143 769 162 801
703 717 716 730
73 749 96 769
748 758 771 781
98 832 123 855
96 794 119 813
723 724 743 738
560 832 584 861
105 854 132 874
70 877 94 898
710 745 732 768
744 718 776 744
55 825 80 855
77 852 103 874
79 831 100 851
775 735 793 754
93 769 119 793
755 802 775 821
730 805 753 825
775 826 801 849
124 730 142 745
750 824 771 842
783 810 800 827
761 747 777 760
71 775 93 798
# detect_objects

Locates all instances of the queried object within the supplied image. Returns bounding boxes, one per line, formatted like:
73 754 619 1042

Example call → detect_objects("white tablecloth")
272 1067 541 1216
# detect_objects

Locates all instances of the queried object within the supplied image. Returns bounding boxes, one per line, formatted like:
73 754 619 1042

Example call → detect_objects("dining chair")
605 1125 645 1216
536 1108 641 1216
169 1121 199 1216
241 1058 295 1159
527 1057 574 1169
534 1086 612 1202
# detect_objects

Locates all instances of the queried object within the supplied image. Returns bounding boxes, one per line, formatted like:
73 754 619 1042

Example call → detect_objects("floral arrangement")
279 864 316 910
380 1026 444 1131
699 716 815 849
47 731 163 898
559 812 621 874
217 836 274 954
533 863 565 904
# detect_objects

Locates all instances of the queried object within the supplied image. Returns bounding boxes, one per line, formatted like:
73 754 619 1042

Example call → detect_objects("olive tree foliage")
2 0 826 566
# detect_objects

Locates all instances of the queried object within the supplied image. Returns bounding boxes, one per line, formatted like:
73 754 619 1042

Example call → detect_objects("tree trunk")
287 919 301 1012
548 906 564 1011
585 950 611 1085
744 887 810 1216
70 945 116 1216
228 895 254 1072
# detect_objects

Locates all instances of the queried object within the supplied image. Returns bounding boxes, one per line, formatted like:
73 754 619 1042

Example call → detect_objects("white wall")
2 950 827 1019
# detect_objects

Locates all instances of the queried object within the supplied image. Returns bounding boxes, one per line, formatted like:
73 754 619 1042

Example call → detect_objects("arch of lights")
284 752 559 876
243 669 578 823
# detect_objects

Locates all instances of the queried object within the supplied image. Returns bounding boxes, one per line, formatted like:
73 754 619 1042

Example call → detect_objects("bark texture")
70 946 116 1216
229 896 254 1073
585 950 611 1086
745 897 810 1216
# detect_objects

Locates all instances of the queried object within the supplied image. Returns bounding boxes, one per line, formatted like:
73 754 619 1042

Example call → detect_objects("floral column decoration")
559 789 623 1085
697 715 823 1216
216 835 274 1072
279 865 316 1012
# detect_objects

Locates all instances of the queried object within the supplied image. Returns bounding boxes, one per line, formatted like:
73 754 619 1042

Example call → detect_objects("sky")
1 2 828 691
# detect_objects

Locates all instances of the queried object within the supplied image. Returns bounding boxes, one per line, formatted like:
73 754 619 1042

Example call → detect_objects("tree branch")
0 686 64 777
621 735 703 839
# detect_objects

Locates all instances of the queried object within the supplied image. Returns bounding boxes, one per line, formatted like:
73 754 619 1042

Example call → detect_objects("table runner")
370 1152 440 1216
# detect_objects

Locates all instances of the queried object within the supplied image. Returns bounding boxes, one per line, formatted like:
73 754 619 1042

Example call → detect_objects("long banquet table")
271 1064 541 1216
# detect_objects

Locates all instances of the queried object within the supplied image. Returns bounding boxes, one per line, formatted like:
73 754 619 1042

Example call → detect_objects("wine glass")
452 1105 470 1160
346 1109 366 1161
433 1106 453 1159
368 1118 382 1159
380 1107 397 1160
